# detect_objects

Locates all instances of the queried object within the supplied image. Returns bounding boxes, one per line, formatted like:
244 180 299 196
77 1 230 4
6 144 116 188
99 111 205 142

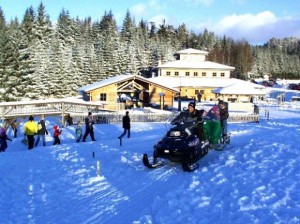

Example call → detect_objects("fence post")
97 161 101 177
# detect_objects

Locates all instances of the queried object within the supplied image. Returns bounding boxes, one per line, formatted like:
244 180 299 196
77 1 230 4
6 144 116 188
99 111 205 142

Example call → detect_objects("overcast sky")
1 0 300 45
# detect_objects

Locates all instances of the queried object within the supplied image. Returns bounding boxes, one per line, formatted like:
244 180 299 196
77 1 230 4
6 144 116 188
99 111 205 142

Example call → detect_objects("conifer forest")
0 3 299 101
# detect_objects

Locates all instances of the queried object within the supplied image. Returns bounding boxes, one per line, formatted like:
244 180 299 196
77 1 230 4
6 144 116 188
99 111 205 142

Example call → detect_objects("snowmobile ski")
143 154 164 169
182 162 199 172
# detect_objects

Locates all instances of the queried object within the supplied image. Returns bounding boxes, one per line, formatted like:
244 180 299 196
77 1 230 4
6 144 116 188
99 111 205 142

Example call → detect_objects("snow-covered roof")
212 82 266 95
157 60 235 70
148 76 255 89
176 48 209 55
0 98 104 106
78 74 179 93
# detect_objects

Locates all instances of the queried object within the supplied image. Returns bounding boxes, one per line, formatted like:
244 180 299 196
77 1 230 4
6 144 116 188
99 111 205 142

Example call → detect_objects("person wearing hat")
24 116 38 150
218 100 229 137
82 112 96 142
53 125 62 145
171 101 205 139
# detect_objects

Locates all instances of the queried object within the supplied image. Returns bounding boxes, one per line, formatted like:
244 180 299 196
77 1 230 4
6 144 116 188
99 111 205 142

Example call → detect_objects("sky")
0 0 300 45
0 85 300 223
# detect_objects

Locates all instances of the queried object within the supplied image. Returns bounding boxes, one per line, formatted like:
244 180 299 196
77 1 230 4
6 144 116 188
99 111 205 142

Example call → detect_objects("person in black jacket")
82 112 96 142
118 111 131 139
0 127 12 152
35 115 48 147
218 100 229 137
171 101 205 140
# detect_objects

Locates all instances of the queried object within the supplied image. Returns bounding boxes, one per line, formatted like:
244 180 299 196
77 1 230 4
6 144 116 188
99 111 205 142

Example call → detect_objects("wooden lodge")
78 74 180 110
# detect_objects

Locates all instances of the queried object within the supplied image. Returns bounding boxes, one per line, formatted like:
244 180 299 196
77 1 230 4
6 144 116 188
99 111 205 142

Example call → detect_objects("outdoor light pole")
159 92 165 110
178 77 182 111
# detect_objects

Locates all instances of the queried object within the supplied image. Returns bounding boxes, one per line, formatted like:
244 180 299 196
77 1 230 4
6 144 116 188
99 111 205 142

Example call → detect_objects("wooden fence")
70 112 259 125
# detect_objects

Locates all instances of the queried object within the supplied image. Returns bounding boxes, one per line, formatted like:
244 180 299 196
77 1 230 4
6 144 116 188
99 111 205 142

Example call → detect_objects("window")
212 72 217 77
175 72 179 76
166 71 171 76
195 90 204 94
221 72 225 77
100 93 107 101
185 72 190 76
202 72 206 77
193 72 198 77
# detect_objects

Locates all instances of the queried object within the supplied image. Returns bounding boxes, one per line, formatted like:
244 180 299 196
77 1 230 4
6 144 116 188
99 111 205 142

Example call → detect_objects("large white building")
157 48 235 78
150 48 265 104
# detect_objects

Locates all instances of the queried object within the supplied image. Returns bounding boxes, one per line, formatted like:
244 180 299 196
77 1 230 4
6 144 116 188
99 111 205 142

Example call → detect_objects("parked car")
287 83 300 90
292 84 300 91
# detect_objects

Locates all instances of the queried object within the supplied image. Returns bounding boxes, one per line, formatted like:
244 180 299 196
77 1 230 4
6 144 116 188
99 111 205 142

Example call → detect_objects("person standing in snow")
218 100 229 137
82 112 96 142
35 115 48 147
24 116 38 150
10 119 18 138
197 92 202 102
0 127 12 152
75 122 82 143
118 111 131 139
53 126 62 145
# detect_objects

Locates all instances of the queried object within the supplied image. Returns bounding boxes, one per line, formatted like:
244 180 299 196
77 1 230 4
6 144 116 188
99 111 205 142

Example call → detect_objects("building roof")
148 76 255 88
157 60 235 70
176 48 209 55
78 74 180 93
211 82 266 95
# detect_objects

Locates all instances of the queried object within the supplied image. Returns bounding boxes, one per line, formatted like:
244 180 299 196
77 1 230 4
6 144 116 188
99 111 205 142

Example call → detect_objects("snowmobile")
143 122 210 172
143 115 231 171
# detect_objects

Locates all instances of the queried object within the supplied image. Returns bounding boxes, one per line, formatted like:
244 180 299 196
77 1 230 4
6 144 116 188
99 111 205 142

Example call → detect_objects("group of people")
21 112 98 150
1 101 227 152
23 115 61 150
171 100 229 141
0 109 130 152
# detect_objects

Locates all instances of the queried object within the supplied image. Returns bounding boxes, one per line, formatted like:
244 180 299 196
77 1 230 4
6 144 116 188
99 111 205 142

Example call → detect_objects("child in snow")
75 122 82 143
0 127 12 152
10 119 18 138
53 125 62 145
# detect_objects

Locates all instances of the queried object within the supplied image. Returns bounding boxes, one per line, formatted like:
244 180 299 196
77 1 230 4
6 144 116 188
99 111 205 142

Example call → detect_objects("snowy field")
1 88 300 224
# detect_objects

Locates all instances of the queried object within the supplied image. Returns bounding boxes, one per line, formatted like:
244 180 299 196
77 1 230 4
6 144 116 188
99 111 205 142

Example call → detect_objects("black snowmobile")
143 122 210 172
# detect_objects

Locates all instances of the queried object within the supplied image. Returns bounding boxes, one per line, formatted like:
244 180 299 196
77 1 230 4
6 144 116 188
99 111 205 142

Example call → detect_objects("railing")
0 99 113 126
70 113 176 124
0 99 260 126
228 114 259 123
70 112 259 125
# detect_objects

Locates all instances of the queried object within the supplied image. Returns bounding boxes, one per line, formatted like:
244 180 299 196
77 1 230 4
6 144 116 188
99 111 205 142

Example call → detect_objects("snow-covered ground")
1 88 300 224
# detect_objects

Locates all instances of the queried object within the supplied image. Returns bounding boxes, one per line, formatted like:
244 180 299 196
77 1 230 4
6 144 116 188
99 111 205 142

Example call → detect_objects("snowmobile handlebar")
170 121 196 127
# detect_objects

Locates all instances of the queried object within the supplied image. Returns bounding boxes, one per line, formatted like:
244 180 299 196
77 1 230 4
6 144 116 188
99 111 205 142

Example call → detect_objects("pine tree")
98 11 121 78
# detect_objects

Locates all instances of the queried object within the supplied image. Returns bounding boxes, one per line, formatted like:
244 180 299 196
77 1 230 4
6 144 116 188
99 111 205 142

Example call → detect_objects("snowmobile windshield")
204 106 220 121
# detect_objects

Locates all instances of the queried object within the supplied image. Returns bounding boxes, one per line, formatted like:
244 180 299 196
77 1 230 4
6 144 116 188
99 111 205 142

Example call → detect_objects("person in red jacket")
53 125 62 145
